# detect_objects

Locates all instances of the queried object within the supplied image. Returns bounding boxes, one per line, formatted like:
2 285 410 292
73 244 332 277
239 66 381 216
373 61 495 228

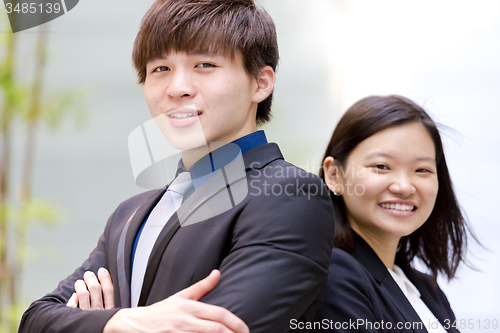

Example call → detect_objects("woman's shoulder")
330 247 360 266
316 248 391 329
329 248 366 273
326 248 376 292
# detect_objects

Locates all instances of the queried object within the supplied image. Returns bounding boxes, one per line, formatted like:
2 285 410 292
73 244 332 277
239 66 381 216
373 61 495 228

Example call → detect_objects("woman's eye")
153 66 169 72
370 164 389 170
416 168 432 173
196 62 215 68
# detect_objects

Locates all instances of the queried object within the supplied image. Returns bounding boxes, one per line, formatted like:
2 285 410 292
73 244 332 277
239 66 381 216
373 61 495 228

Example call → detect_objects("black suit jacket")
19 143 335 333
313 233 459 333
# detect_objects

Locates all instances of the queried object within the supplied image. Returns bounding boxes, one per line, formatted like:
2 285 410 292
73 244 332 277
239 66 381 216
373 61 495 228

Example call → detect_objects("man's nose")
166 70 195 99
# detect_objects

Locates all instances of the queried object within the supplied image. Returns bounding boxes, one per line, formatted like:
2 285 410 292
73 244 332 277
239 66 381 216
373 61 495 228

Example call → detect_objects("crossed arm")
66 268 114 310
66 268 248 333
21 174 335 332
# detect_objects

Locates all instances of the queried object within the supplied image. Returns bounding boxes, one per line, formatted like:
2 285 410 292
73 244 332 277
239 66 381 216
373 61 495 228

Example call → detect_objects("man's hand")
67 267 115 310
103 270 249 333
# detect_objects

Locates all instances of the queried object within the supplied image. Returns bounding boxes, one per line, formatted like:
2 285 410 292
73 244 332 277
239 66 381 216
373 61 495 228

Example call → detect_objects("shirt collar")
388 265 421 298
176 130 267 190
231 130 267 155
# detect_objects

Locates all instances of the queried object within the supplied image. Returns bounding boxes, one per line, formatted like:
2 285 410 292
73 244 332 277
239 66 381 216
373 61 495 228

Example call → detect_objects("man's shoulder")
115 188 164 210
245 142 324 184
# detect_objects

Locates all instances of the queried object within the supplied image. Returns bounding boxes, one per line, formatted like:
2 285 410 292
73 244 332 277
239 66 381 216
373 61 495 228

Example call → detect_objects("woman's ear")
323 156 342 195
252 66 275 103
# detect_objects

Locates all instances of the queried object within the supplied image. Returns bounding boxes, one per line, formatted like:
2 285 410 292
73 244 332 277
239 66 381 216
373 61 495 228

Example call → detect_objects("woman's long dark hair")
319 95 469 279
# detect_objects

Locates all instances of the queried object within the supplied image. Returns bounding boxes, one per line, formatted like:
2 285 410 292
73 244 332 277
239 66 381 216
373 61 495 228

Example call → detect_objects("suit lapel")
352 233 428 333
137 162 244 305
380 274 428 333
402 267 457 333
136 142 285 305
116 188 165 307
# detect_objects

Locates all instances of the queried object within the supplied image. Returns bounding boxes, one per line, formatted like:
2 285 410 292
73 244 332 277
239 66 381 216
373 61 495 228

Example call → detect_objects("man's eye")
370 164 389 170
153 66 169 72
196 63 215 68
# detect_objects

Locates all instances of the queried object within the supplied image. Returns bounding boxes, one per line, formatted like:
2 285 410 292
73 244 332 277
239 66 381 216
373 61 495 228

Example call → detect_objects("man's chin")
165 137 205 151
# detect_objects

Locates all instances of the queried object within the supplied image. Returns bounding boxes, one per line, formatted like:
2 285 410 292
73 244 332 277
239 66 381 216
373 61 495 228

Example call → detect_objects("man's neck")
180 142 227 170
180 127 263 170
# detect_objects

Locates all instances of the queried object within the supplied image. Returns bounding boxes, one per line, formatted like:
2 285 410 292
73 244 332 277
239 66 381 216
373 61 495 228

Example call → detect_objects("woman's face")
324 122 439 243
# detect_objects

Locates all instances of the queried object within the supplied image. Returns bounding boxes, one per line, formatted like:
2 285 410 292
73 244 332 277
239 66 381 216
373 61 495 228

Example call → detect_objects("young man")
19 1 335 332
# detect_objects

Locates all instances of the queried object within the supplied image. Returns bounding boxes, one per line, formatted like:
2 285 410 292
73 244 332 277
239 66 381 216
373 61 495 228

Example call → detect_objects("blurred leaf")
23 243 63 265
0 202 15 251
0 11 87 329
0 69 30 127
40 89 87 130
2 301 28 333
17 199 61 230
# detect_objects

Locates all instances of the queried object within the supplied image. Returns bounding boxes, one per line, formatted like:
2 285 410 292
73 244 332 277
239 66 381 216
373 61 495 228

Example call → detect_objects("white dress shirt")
388 265 448 333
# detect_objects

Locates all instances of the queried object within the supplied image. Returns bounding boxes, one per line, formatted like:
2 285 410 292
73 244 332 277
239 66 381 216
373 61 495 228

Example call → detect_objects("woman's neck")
351 224 400 270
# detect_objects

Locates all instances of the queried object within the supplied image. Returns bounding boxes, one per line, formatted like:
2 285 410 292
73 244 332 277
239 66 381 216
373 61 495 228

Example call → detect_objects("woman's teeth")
379 203 415 211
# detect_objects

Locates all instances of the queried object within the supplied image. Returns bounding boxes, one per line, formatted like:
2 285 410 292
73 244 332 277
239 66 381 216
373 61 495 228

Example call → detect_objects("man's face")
144 51 261 150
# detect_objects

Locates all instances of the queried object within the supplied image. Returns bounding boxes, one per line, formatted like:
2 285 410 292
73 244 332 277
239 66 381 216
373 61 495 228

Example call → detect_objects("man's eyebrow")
148 55 167 63
189 51 223 56
365 152 435 162
147 52 221 63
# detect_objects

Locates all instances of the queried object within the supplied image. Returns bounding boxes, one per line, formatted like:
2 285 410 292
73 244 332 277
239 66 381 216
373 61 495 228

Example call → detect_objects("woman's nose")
388 174 416 197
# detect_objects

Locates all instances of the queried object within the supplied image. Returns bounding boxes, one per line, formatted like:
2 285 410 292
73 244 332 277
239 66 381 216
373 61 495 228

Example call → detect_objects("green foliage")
39 90 87 130
18 199 60 228
0 20 86 333
2 302 28 333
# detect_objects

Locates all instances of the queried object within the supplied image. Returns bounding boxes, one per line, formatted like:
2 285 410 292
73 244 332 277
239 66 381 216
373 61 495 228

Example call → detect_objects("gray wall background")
2 0 499 329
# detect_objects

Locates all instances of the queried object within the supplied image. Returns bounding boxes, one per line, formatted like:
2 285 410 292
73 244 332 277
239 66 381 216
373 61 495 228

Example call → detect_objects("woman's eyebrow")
415 156 436 162
365 152 435 163
365 152 392 159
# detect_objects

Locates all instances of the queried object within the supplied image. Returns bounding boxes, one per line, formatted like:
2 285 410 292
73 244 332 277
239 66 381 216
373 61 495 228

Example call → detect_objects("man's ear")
252 66 275 103
323 156 342 195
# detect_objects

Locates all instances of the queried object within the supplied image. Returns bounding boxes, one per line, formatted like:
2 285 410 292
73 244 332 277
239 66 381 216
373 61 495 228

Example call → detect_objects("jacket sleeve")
201 172 336 333
18 209 121 333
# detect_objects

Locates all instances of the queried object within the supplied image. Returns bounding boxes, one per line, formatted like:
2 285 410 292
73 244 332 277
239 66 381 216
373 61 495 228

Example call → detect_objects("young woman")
315 95 470 333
